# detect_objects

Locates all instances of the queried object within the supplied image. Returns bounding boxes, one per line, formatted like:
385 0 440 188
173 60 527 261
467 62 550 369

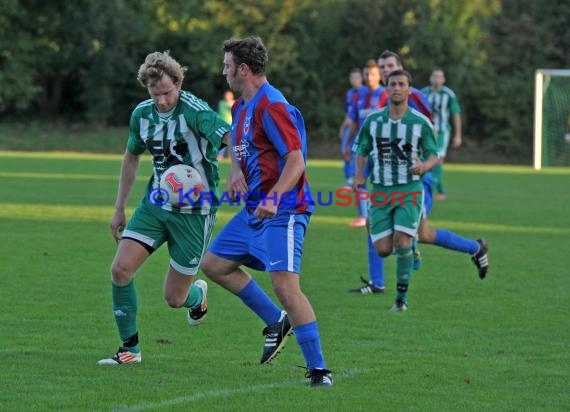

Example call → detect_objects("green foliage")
1 0 569 162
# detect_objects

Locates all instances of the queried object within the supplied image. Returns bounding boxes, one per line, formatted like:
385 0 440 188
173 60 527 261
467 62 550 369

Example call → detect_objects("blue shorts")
421 172 433 218
209 208 310 274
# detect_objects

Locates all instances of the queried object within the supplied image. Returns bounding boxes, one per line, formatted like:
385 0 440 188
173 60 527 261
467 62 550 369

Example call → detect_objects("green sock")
112 281 140 353
183 282 203 309
395 245 413 303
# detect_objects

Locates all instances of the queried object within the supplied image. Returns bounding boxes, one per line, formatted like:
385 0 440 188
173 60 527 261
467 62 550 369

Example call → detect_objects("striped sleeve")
262 102 303 157
126 109 147 155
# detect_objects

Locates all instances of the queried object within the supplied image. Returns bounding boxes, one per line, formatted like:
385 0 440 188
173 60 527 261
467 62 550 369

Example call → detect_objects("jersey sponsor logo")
233 141 250 160
376 138 413 161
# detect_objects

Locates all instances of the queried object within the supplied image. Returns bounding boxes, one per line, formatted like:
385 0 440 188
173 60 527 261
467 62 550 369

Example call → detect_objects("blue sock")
434 229 479 254
294 321 326 370
343 160 354 184
237 279 282 325
367 235 384 287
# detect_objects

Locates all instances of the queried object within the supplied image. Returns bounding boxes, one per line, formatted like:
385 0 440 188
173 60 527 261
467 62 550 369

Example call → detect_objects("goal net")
534 69 570 169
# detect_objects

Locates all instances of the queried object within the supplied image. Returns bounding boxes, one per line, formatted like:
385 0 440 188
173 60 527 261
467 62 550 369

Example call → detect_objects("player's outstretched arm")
452 113 462 148
352 154 368 192
111 150 140 241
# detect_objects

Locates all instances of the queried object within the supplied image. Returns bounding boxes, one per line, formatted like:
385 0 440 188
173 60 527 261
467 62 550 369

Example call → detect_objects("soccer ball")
159 164 204 206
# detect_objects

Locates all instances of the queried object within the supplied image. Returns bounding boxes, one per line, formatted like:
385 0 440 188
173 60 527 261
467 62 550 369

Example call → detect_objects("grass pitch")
0 151 568 411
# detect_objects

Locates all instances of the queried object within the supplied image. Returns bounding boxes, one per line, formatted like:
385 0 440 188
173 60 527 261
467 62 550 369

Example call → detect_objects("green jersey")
127 90 230 214
353 107 438 186
420 86 461 135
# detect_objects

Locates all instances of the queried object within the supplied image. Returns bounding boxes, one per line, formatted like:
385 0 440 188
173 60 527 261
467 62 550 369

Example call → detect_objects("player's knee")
395 237 413 250
272 280 298 308
164 293 185 308
199 253 215 278
110 260 134 286
418 223 435 244
374 244 392 257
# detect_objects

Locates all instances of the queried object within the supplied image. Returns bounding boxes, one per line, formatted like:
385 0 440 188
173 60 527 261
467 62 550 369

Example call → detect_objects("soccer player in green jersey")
352 69 438 311
421 67 462 200
97 51 231 365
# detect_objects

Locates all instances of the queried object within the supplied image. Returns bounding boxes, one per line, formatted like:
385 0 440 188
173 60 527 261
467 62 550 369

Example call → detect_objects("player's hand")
227 169 248 201
409 156 424 175
352 176 366 193
254 203 278 219
452 136 462 148
110 210 127 242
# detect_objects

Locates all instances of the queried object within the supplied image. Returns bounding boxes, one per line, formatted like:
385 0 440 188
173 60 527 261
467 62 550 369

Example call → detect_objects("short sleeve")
126 112 147 155
194 111 231 150
353 117 372 156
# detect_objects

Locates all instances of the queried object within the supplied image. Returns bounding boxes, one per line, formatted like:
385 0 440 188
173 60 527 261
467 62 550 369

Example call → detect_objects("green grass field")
1 151 569 411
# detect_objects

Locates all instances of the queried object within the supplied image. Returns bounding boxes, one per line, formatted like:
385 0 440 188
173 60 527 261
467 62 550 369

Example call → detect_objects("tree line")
1 0 569 161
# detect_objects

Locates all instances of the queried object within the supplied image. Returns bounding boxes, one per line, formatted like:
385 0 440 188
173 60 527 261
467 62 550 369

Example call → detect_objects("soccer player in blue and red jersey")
201 36 332 387
346 60 385 228
350 50 489 296
339 68 364 189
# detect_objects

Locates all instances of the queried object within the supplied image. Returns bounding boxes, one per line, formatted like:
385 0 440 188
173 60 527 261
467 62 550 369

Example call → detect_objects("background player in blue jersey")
339 68 364 189
201 36 332 387
350 50 489 295
345 60 385 228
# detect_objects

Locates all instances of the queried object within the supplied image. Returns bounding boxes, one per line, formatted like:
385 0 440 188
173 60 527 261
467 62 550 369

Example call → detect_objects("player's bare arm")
352 154 368 192
452 113 462 148
254 149 305 219
409 155 438 175
111 150 140 241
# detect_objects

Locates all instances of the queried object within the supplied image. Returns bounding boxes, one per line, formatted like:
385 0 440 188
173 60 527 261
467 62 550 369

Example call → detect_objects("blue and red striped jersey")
231 82 314 214
348 86 386 127
344 86 367 114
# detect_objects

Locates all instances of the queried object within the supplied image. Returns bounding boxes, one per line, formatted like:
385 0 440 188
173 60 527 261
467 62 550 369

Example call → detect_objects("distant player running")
339 68 365 189
98 51 230 365
350 51 489 295
345 60 385 228
421 67 462 200
353 69 438 311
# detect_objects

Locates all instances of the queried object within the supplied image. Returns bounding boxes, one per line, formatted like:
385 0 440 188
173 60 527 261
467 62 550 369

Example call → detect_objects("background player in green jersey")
353 69 438 312
421 67 462 200
98 51 231 365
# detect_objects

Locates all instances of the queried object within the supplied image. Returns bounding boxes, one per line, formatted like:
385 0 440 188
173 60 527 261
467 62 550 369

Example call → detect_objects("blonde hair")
137 51 187 87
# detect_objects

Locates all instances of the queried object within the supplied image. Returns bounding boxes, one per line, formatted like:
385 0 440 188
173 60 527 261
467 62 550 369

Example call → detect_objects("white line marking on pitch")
120 368 366 411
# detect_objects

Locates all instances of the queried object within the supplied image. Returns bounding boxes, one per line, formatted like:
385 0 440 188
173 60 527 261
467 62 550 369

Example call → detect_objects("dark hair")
223 36 268 75
350 67 362 74
378 50 402 66
386 69 412 86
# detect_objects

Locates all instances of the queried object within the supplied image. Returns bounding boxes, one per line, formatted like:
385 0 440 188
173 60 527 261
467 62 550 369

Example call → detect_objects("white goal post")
534 69 570 170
